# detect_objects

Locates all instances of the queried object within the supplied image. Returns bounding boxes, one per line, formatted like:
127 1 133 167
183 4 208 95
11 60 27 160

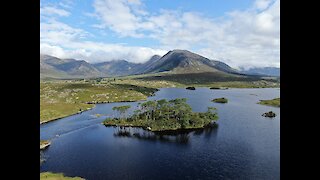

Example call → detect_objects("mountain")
133 55 161 75
55 60 103 77
40 54 72 79
40 54 104 79
138 50 240 75
93 55 163 76
93 60 140 77
240 67 280 77
40 50 253 79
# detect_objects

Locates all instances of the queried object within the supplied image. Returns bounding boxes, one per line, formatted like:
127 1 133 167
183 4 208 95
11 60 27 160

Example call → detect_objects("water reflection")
40 151 48 165
194 123 219 140
112 124 218 145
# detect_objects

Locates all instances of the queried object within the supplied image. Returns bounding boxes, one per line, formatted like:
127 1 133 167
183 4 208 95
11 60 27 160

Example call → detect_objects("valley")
40 49 280 180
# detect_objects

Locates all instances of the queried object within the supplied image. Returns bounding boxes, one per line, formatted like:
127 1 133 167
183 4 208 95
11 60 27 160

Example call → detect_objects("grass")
134 72 280 87
40 140 50 146
40 81 158 123
111 77 180 88
258 98 280 107
40 172 84 180
111 72 280 88
212 98 228 103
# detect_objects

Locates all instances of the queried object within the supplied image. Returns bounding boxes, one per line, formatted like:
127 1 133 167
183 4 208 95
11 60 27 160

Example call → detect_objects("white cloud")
40 18 166 63
40 19 89 44
93 0 143 37
254 0 275 10
58 0 74 9
90 0 280 68
40 41 167 63
40 7 167 63
41 0 280 68
40 6 70 17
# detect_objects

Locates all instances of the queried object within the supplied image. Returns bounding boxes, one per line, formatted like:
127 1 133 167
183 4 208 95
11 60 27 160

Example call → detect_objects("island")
210 87 229 90
103 98 218 132
262 111 276 118
212 97 228 103
186 86 196 90
258 98 280 107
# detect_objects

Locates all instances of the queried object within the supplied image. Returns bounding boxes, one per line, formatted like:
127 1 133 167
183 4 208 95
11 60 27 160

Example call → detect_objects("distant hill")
240 67 280 77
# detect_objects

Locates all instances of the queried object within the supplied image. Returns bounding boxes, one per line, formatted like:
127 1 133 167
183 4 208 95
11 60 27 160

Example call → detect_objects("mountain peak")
170 49 191 53
164 49 207 60
140 49 239 74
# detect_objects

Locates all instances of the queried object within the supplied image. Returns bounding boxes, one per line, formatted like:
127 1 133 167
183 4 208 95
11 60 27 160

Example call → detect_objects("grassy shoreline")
40 172 84 180
40 106 95 124
40 81 158 123
40 140 51 150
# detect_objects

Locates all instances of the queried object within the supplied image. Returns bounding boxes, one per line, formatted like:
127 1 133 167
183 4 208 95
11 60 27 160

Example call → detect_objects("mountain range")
40 49 278 79
40 54 103 79
239 67 280 77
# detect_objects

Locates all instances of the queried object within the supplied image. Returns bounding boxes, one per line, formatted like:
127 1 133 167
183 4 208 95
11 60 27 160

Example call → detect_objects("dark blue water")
40 88 280 180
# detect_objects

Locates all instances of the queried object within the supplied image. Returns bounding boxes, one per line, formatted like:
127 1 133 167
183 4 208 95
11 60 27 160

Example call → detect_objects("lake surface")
40 88 280 180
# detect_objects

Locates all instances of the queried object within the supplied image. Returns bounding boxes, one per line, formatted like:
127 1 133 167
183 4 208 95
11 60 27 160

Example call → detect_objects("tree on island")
112 105 131 120
141 100 157 121
156 99 168 117
206 107 217 119
133 109 141 121
105 98 218 131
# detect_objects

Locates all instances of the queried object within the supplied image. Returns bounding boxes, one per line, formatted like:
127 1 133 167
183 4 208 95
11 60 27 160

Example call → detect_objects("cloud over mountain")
40 0 279 68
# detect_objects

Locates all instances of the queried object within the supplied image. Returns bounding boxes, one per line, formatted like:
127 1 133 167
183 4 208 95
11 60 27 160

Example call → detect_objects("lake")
40 88 280 180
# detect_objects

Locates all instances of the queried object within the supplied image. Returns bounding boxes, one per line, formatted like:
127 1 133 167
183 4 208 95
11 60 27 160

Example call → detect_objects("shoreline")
103 121 218 133
40 141 51 150
40 105 96 125
39 99 150 125
40 143 50 150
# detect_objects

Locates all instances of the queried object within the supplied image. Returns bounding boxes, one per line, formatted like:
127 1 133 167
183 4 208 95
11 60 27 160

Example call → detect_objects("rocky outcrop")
262 111 276 118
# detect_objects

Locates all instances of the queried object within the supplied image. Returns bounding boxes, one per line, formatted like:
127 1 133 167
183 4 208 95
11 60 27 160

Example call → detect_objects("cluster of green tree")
104 98 218 131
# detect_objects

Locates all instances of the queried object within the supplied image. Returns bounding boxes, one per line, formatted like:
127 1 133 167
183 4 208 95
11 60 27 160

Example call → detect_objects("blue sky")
40 0 280 69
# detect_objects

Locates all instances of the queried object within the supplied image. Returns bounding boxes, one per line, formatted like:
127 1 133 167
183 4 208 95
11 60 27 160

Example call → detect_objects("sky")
40 0 280 69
